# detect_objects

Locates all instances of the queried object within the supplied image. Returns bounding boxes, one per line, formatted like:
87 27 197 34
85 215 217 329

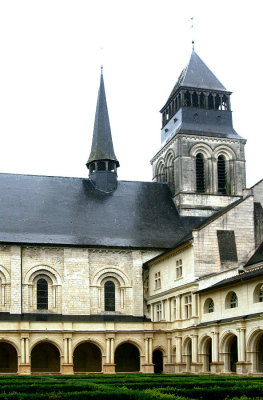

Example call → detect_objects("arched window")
217 155 226 194
204 298 214 313
196 153 205 193
230 292 238 308
37 278 48 310
253 283 263 303
208 299 214 313
104 281 115 311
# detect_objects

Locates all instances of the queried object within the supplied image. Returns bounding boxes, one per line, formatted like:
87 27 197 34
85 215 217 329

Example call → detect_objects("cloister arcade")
0 329 262 375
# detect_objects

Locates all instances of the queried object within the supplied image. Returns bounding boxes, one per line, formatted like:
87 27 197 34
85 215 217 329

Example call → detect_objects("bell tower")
86 67 119 193
151 50 246 216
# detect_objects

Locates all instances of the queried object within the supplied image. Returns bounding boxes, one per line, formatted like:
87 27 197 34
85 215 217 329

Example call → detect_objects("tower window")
37 278 48 310
156 303 162 321
217 155 226 194
104 281 115 311
184 295 192 319
154 272 161 289
196 153 205 193
176 259 182 279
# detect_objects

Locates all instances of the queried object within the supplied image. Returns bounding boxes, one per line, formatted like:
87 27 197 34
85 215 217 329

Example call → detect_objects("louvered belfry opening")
196 153 205 193
104 281 115 311
217 155 226 194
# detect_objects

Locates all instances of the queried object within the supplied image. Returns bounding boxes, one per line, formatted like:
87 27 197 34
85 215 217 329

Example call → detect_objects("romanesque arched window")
37 278 48 310
196 153 205 193
217 155 226 194
104 281 115 311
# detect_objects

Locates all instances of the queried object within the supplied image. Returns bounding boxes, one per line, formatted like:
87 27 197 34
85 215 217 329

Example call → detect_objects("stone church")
0 50 263 375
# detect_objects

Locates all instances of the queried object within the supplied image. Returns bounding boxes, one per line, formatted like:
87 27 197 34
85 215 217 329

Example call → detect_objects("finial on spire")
190 17 195 51
101 65 103 75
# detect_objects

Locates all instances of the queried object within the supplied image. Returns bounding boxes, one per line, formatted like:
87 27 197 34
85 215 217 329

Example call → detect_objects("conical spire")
86 68 119 168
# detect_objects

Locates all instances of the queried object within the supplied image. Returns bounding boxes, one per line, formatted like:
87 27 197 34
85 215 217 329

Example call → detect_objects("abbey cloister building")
0 50 263 375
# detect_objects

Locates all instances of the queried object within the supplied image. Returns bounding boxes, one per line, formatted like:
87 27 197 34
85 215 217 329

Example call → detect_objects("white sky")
0 0 262 187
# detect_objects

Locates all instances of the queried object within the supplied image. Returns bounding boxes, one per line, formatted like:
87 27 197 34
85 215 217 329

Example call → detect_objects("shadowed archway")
153 349 163 373
31 342 60 373
0 342 18 373
73 342 102 372
114 343 140 372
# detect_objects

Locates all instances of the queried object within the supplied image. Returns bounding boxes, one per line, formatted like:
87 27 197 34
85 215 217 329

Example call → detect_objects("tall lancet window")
37 278 48 310
217 155 226 194
196 153 205 193
104 281 115 311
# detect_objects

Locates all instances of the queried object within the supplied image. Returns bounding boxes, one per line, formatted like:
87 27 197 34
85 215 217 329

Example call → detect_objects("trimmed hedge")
0 374 262 400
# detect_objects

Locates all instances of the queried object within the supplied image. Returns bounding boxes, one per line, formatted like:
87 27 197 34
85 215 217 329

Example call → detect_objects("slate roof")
87 70 119 167
196 266 263 294
161 50 229 112
245 241 263 267
0 173 204 249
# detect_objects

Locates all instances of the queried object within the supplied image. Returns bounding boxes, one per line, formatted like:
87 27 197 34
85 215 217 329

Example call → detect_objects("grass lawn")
0 374 263 399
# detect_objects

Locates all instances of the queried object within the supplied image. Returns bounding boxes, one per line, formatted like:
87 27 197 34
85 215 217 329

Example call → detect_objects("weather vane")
190 17 195 50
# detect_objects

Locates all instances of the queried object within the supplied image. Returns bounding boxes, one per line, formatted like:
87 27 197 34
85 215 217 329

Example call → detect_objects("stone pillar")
150 304 154 321
62 337 74 374
210 331 223 374
104 337 115 373
191 334 202 373
164 337 175 373
236 328 249 374
10 246 22 314
142 338 154 373
174 335 185 373
18 336 30 375
161 300 165 321
167 298 171 322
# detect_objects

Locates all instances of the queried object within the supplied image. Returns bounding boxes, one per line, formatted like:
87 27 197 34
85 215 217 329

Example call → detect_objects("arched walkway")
114 343 140 372
73 342 102 372
222 334 238 373
201 337 212 372
0 342 18 373
249 330 263 373
153 349 163 373
31 342 60 373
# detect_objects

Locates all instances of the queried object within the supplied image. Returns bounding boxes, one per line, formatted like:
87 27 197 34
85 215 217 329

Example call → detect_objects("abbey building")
0 50 263 375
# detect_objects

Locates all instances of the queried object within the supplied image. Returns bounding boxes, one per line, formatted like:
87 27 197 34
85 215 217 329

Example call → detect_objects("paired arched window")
104 281 115 311
196 153 205 193
217 155 227 194
37 278 48 310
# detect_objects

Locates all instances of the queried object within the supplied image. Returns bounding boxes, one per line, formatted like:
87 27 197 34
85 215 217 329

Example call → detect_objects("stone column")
174 335 185 373
210 331 223 374
191 334 202 373
236 328 248 374
104 337 115 373
18 336 30 375
142 338 154 373
167 298 171 322
161 300 165 321
164 337 175 373
62 337 74 374
149 338 153 363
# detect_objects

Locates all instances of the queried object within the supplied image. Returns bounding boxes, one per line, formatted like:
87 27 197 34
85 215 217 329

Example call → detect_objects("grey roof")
0 173 204 248
87 71 119 167
196 266 263 294
245 241 263 267
161 50 228 111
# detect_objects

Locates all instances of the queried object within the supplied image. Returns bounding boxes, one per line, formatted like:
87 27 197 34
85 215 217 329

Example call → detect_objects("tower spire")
86 70 119 192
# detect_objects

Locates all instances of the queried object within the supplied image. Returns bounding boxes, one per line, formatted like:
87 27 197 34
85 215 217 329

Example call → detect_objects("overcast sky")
0 0 262 187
